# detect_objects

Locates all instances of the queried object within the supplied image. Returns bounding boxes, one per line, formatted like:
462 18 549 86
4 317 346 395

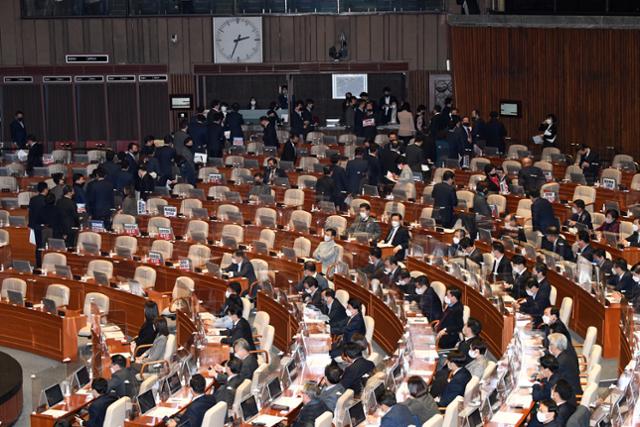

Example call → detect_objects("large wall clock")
213 16 263 64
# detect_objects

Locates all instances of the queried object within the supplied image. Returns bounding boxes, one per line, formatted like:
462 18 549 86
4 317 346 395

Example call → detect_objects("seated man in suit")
378 390 420 427
395 269 416 297
166 374 216 427
358 246 386 281
447 229 467 257
490 241 513 282
213 357 246 411
532 355 562 403
382 256 402 287
576 143 600 186
435 287 464 349
77 378 118 427
458 317 482 359
248 172 272 200
320 288 347 335
220 305 256 350
348 202 382 241
302 276 323 309
222 250 257 285
541 307 576 358
380 213 410 261
548 380 577 426
533 262 552 301
434 350 472 407
293 382 330 427
263 157 287 184
215 282 242 329
505 254 530 299
607 258 637 301
593 249 614 281
465 338 489 379
414 276 443 322
215 338 258 383
313 228 341 273
319 363 345 412
514 278 551 325
542 226 574 261
625 217 640 247
330 298 367 358
294 261 329 292
108 355 137 398
574 230 594 262
459 237 483 265
531 189 559 233
567 199 593 230
339 342 375 395
533 399 562 427
548 333 582 395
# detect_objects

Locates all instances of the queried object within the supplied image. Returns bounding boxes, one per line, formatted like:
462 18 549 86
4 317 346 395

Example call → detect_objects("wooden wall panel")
450 26 640 158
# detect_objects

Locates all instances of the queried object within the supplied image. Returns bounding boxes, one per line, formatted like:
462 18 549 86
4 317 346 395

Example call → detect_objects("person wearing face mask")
125 142 140 176
592 249 613 279
320 288 348 335
566 199 592 230
358 247 385 280
506 255 531 299
533 263 551 298
303 276 323 309
490 241 513 282
541 226 574 261
348 203 382 242
222 250 256 285
465 337 488 379
224 103 245 140
215 283 242 329
280 132 299 163
473 181 493 218
432 170 458 228
302 98 316 136
295 261 328 292
10 110 27 149
248 172 272 200
540 307 576 357
338 341 374 395
484 164 501 193
575 143 600 185
206 111 225 158
532 355 562 403
531 399 562 427
247 97 258 110
607 258 636 301
414 276 443 321
404 376 439 424
435 287 464 349
277 85 289 110
447 229 466 257
75 378 117 427
596 208 620 236
329 299 366 359
378 87 397 125
395 155 414 183
514 278 551 325
214 339 258 383
378 389 420 427
290 100 306 138
212 357 246 411
381 213 410 261
548 381 577 426
260 115 278 148
220 305 256 350
395 269 415 296
379 131 401 182
625 218 640 247
537 113 558 148
313 228 340 273
434 350 472 406
362 101 378 140
574 230 594 262
457 317 482 359
459 237 484 265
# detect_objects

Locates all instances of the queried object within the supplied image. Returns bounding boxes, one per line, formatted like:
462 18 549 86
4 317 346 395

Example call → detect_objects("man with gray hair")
292 381 330 427
213 338 257 383
547 333 582 395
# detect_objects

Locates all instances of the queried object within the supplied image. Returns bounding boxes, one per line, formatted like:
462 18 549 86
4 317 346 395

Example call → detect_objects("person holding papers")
166 374 216 427
381 213 410 261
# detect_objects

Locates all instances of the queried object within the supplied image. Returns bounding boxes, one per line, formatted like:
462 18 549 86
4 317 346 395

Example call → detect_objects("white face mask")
391 220 400 228
225 290 231 298
468 349 478 359
345 308 353 317
324 235 332 242
542 315 551 325
444 295 451 305
537 411 551 423
221 106 228 112
360 212 368 219
453 237 460 245
250 100 256 106
571 207 578 214
545 119 552 125
634 275 640 283
633 224 639 232
415 287 426 295
605 217 614 224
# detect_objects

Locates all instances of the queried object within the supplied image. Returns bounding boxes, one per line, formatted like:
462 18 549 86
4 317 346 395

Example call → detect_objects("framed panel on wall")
107 82 138 141
76 84 107 142
44 83 75 143
1 84 44 143
203 75 286 110
139 82 169 139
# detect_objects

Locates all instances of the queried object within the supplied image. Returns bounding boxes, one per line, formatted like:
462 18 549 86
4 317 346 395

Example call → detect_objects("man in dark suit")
379 390 420 427
125 143 139 177
353 100 366 137
319 364 345 412
345 147 369 195
490 241 513 282
541 307 577 358
381 213 410 261
303 277 323 309
550 380 577 426
222 250 256 285
224 103 244 140
220 305 256 350
329 155 348 208
293 382 331 427
329 298 366 358
436 287 464 349
576 144 600 185
383 256 402 287
290 101 306 138
436 350 472 406
548 332 582 394
212 357 245 411
608 258 637 301
531 189 559 232
166 374 215 427
339 342 375 395
358 246 385 280
593 249 614 280
542 226 574 261
207 111 225 158
215 338 258 383
448 229 466 257
532 355 562 403
626 219 640 247
457 317 482 361
81 378 118 427
280 132 298 163
262 157 287 185
484 111 507 153
459 237 483 265
364 144 382 186
533 262 552 301
567 199 593 230
260 116 278 148
518 157 545 194
86 168 115 229
294 261 329 292
575 230 594 262
10 111 27 149
507 255 531 299
321 288 347 335
432 170 458 228
378 87 398 125
379 132 401 180
28 182 49 267
108 355 137 398
154 141 176 186
414 276 443 321
26 135 43 176
515 278 551 325
405 136 425 172
302 99 316 136
55 186 80 248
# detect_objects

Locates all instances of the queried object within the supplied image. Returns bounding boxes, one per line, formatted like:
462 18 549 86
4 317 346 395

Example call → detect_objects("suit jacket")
223 258 257 285
556 401 577 426
213 374 244 408
28 194 48 229
532 197 558 232
557 350 582 395
27 142 44 173
86 394 118 427
319 383 345 412
578 150 600 181
437 302 464 349
108 367 137 398
179 394 216 427
432 182 458 228
420 287 443 322
10 119 27 148
405 143 425 172
134 320 157 351
281 140 297 163
348 217 382 241
321 299 348 335
485 118 507 151
340 357 375 395
87 179 115 218
305 289 323 309
262 166 287 184
569 211 593 230
55 197 80 237
609 271 637 300
292 398 330 427
519 291 550 323
439 367 472 406
342 312 366 343
532 372 562 402
491 255 513 282
383 225 410 260
331 165 348 195
217 353 258 384
405 394 439 425
518 166 545 194
345 158 369 195
566 405 590 427
379 144 400 177
221 317 256 350
263 121 279 147
295 274 329 292
541 320 577 359
473 194 492 217
380 404 419 427
509 269 531 299
626 231 640 247
206 122 225 157
467 248 484 265
224 111 244 139
154 146 176 182
541 236 574 261
290 110 305 136
576 244 594 262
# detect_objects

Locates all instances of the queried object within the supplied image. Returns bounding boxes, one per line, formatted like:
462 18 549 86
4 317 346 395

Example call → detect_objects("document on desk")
104 331 125 340
42 409 70 418
491 411 524 425
146 406 179 418
199 312 215 321
272 396 303 409
206 335 225 344
308 333 331 340
507 393 533 408
250 415 287 427
413 349 438 360
407 317 428 324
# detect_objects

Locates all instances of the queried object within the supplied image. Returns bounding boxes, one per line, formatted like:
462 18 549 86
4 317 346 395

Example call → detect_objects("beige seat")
1 278 26 299
252 311 271 338
198 166 220 181
207 186 230 200
564 164 584 182
112 214 136 233
148 217 171 235
572 185 596 211
339 133 357 144
534 160 553 174
230 168 252 182
172 183 194 196
422 414 444 427
620 221 634 240
470 157 490 172
299 157 319 172
315 411 333 427
559 297 573 327
442 396 463 427
324 215 347 235
202 402 227 427
420 207 434 219
289 210 312 229
502 160 522 175
18 191 34 207
333 388 354 427
146 198 168 214
134 266 157 289
225 155 245 167
259 229 276 249
631 174 640 191
549 285 557 305
221 224 244 244
232 379 252 420
250 258 268 277
0 210 10 225
85 164 99 177
481 361 497 382
103 396 130 427
348 198 368 214
45 284 70 307
456 190 475 210
296 174 318 189
87 260 114 279
541 147 561 162
151 239 173 260
255 207 277 226
306 131 324 143
613 154 634 169
364 315 375 346
431 168 453 184
138 374 158 394
186 220 209 241
284 189 305 207
180 198 203 217
78 292 110 337
310 144 329 157
384 201 405 218
335 289 349 308
468 174 485 190
393 181 417 199
293 236 311 258
540 182 560 196
42 252 67 273
487 194 506 215
0 229 8 247
114 236 137 256
516 199 532 218
601 167 622 186
187 244 211 268
51 149 72 164
77 231 102 252
48 163 67 176
581 326 597 361
0 177 17 192
87 150 105 163
216 204 240 220
172 276 195 300
591 212 605 229
580 383 598 409
506 144 527 159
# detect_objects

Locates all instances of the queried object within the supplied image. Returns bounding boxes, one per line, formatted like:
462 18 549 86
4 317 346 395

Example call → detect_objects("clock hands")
230 34 251 59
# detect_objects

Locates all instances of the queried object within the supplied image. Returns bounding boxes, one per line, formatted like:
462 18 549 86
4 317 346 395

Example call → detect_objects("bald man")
518 157 545 194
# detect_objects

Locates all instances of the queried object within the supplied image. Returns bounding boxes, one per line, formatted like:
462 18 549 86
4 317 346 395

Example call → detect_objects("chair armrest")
250 349 270 365
139 360 170 380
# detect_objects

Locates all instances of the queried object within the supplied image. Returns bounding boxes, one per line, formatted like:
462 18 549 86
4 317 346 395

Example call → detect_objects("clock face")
213 17 263 64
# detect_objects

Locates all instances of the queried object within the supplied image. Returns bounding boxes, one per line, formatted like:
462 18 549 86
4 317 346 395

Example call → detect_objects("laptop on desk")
44 383 64 408
42 298 57 314
348 400 367 427
12 259 32 273
7 290 23 306
137 389 156 415
240 395 260 423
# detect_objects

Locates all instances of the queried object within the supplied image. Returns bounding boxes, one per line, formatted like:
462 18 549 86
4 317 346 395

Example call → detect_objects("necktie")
387 227 398 244
237 262 241 273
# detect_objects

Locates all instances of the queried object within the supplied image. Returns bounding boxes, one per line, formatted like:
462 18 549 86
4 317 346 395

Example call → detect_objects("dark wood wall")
450 25 640 158
0 0 449 74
